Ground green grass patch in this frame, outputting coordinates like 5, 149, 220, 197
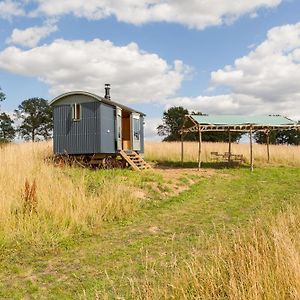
0, 167, 299, 299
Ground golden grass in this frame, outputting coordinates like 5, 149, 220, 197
127, 206, 300, 299
145, 141, 300, 166
1, 141, 299, 298
0, 142, 139, 243
0, 140, 298, 243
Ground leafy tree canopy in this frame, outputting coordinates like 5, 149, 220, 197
0, 87, 5, 103
15, 98, 53, 142
157, 106, 188, 141
0, 112, 15, 142
157, 106, 242, 142
255, 127, 300, 146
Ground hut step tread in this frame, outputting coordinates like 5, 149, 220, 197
119, 150, 152, 171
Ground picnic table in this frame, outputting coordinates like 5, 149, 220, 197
211, 151, 244, 163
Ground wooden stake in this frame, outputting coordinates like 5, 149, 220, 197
181, 133, 184, 166
228, 130, 232, 163
250, 127, 254, 172
266, 131, 270, 163
198, 127, 202, 170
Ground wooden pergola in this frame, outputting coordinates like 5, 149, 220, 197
179, 115, 300, 171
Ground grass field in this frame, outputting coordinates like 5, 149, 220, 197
145, 141, 300, 167
0, 141, 299, 299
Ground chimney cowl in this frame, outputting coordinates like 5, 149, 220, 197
104, 83, 111, 100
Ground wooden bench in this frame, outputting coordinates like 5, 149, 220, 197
211, 152, 244, 163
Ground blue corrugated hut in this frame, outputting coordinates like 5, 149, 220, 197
50, 85, 150, 170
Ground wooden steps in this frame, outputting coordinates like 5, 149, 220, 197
119, 150, 152, 171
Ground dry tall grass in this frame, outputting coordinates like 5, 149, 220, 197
0, 142, 139, 244
145, 141, 300, 166
127, 206, 300, 299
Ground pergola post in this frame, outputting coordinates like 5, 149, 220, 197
228, 130, 232, 163
198, 126, 202, 170
266, 131, 270, 163
181, 133, 184, 166
249, 127, 254, 171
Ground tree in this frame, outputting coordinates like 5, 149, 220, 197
157, 106, 188, 141
255, 127, 300, 145
0, 87, 15, 143
0, 87, 5, 103
157, 106, 242, 142
0, 112, 15, 142
15, 98, 53, 141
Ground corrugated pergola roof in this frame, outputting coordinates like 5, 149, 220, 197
191, 115, 295, 126
181, 114, 299, 132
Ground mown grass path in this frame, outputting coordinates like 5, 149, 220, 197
1, 167, 300, 299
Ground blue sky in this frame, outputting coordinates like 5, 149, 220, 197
0, 0, 299, 139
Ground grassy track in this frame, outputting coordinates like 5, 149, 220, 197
0, 167, 299, 299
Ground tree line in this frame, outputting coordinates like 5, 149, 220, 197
157, 106, 300, 145
0, 87, 53, 143
1, 88, 299, 145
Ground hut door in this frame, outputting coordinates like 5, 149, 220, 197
131, 113, 141, 151
116, 107, 122, 151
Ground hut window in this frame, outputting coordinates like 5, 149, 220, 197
133, 118, 140, 140
72, 104, 81, 121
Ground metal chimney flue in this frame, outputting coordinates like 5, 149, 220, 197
104, 84, 111, 100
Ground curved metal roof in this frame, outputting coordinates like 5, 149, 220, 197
50, 91, 145, 116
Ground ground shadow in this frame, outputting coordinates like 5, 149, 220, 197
154, 160, 250, 170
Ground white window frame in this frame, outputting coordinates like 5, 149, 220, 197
72, 103, 81, 121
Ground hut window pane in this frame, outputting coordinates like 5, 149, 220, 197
133, 118, 140, 140
72, 104, 81, 121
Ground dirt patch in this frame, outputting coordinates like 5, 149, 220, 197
148, 226, 161, 234
134, 190, 147, 200
154, 166, 216, 181
143, 167, 218, 198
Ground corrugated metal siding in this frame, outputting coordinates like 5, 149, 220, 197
100, 103, 116, 153
53, 105, 69, 154
54, 102, 98, 154
53, 95, 145, 155
94, 103, 101, 153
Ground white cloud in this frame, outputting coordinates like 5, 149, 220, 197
144, 117, 162, 140
0, 0, 24, 20
165, 22, 300, 121
7, 21, 58, 48
211, 22, 300, 102
0, 39, 188, 102
30, 0, 281, 30
166, 94, 300, 120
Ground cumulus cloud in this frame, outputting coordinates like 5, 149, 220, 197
144, 117, 162, 140
7, 21, 58, 48
0, 0, 24, 20
211, 22, 300, 101
0, 39, 188, 102
29, 0, 281, 29
166, 94, 300, 120
165, 22, 300, 121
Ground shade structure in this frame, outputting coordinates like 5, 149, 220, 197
181, 115, 299, 133
179, 114, 300, 171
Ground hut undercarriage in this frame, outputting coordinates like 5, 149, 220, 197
53, 150, 152, 171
